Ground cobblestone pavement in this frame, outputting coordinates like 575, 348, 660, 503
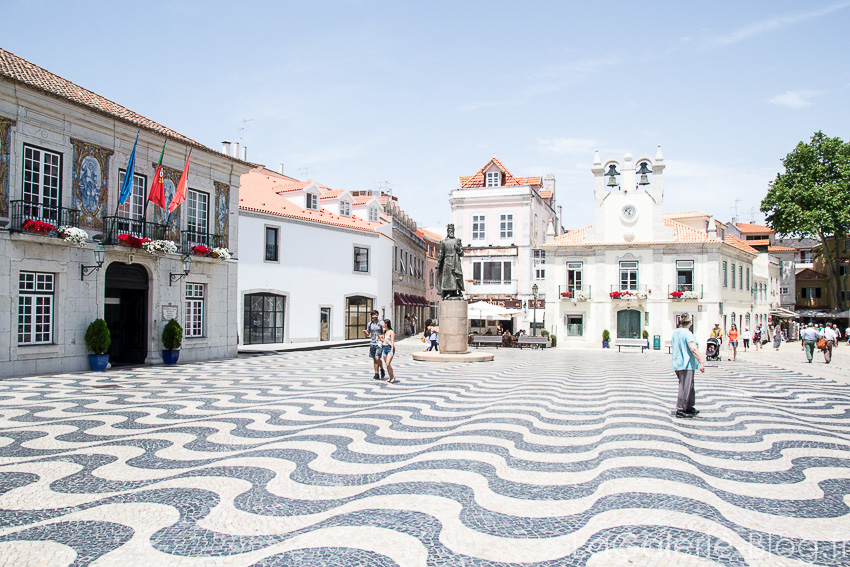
1, 338, 849, 566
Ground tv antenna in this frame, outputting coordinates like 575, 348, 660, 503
238, 118, 253, 146
299, 167, 313, 180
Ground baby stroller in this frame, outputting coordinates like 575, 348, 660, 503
706, 337, 722, 361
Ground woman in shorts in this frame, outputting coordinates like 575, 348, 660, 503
381, 319, 396, 383
727, 324, 739, 361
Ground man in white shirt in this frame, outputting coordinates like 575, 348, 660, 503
822, 324, 838, 364
799, 323, 820, 363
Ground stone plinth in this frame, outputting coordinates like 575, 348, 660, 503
412, 350, 493, 363
439, 299, 469, 354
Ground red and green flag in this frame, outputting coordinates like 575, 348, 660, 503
168, 150, 191, 213
148, 141, 167, 210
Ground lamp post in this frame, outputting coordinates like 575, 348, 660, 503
532, 283, 539, 336
80, 243, 106, 280
169, 254, 193, 286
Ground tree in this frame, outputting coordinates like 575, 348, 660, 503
761, 131, 850, 310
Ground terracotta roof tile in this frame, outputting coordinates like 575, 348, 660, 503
319, 189, 346, 199
539, 190, 552, 199
239, 170, 382, 233
459, 157, 542, 188
663, 211, 710, 219
352, 195, 379, 205
796, 268, 828, 280
735, 222, 774, 234
768, 245, 797, 252
418, 228, 444, 242
744, 238, 770, 245
0, 47, 249, 164
724, 234, 759, 254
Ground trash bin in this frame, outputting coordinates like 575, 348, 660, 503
653, 335, 661, 350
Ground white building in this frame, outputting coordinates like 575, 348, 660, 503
542, 147, 780, 346
450, 157, 559, 334
0, 48, 251, 377
237, 168, 393, 345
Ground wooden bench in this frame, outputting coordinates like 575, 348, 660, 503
614, 338, 649, 352
664, 340, 672, 353
472, 335, 503, 348
517, 336, 549, 349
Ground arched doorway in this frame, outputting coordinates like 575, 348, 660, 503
104, 263, 149, 365
616, 309, 641, 339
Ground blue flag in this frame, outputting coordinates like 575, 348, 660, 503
118, 133, 139, 206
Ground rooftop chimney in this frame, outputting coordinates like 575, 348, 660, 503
241, 146, 247, 161
221, 141, 231, 155
232, 142, 240, 158
279, 163, 285, 175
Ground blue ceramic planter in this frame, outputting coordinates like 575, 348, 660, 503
162, 350, 180, 365
88, 354, 109, 371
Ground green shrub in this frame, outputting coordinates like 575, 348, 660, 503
540, 329, 550, 337
162, 319, 183, 350
602, 329, 611, 342
549, 335, 557, 347
85, 318, 111, 354
642, 330, 649, 339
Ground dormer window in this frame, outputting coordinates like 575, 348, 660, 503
368, 206, 378, 222
307, 194, 318, 210
486, 171, 500, 187
340, 201, 351, 216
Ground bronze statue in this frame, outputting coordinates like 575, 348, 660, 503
437, 224, 464, 300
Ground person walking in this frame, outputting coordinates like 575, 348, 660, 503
800, 322, 820, 363
773, 326, 782, 351
363, 310, 386, 380
821, 324, 838, 364
742, 328, 750, 352
727, 324, 739, 361
427, 323, 439, 352
671, 314, 704, 419
752, 326, 761, 351
381, 319, 396, 383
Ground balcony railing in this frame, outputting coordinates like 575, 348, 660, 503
558, 285, 591, 300
10, 200, 80, 233
103, 215, 170, 244
667, 284, 703, 299
609, 284, 648, 300
182, 229, 223, 254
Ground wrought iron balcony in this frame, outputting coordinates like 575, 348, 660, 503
182, 229, 223, 254
265, 244, 279, 261
558, 285, 591, 300
10, 200, 80, 234
102, 215, 170, 244
667, 284, 703, 299
609, 284, 648, 300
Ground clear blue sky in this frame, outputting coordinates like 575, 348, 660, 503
5, 1, 849, 230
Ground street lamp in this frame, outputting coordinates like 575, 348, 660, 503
80, 243, 106, 280
532, 283, 539, 337
170, 254, 193, 286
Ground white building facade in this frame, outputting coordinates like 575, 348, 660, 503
450, 158, 559, 333
237, 168, 392, 345
0, 48, 250, 377
543, 147, 779, 346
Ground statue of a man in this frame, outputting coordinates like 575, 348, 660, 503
437, 223, 464, 300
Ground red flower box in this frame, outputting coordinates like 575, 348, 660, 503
117, 234, 151, 249
609, 291, 632, 299
192, 244, 211, 256
22, 220, 56, 234
669, 291, 684, 298
560, 291, 572, 298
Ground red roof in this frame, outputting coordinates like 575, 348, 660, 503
796, 268, 828, 280
735, 222, 774, 235
0, 48, 248, 164
239, 169, 383, 233
459, 157, 542, 188
724, 235, 760, 254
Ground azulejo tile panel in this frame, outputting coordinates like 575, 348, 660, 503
0, 347, 848, 566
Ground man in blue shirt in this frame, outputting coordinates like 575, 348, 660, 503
671, 315, 705, 418
363, 310, 386, 380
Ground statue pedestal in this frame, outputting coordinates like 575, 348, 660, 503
411, 299, 494, 363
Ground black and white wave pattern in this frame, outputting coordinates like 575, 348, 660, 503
1, 346, 849, 566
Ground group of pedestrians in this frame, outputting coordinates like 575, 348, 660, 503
799, 322, 842, 364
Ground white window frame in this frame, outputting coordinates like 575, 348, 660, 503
340, 201, 351, 216
731, 263, 736, 289
676, 260, 694, 292
472, 259, 512, 284
533, 249, 545, 280
486, 171, 500, 187
565, 314, 584, 337
354, 246, 369, 273
566, 261, 582, 293
185, 283, 205, 338
307, 193, 319, 210
780, 287, 789, 295
472, 214, 486, 240
187, 189, 210, 234
264, 226, 279, 262
18, 272, 54, 345
619, 261, 638, 291
22, 145, 62, 221
368, 206, 379, 222
723, 261, 728, 287
739, 265, 744, 290
500, 213, 513, 239
117, 170, 146, 221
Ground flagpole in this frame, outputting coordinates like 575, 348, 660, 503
113, 132, 140, 219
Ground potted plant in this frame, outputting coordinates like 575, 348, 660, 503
85, 318, 111, 371
161, 318, 183, 365
192, 244, 211, 256
210, 247, 232, 260
560, 291, 572, 299
22, 219, 56, 235
602, 329, 610, 348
